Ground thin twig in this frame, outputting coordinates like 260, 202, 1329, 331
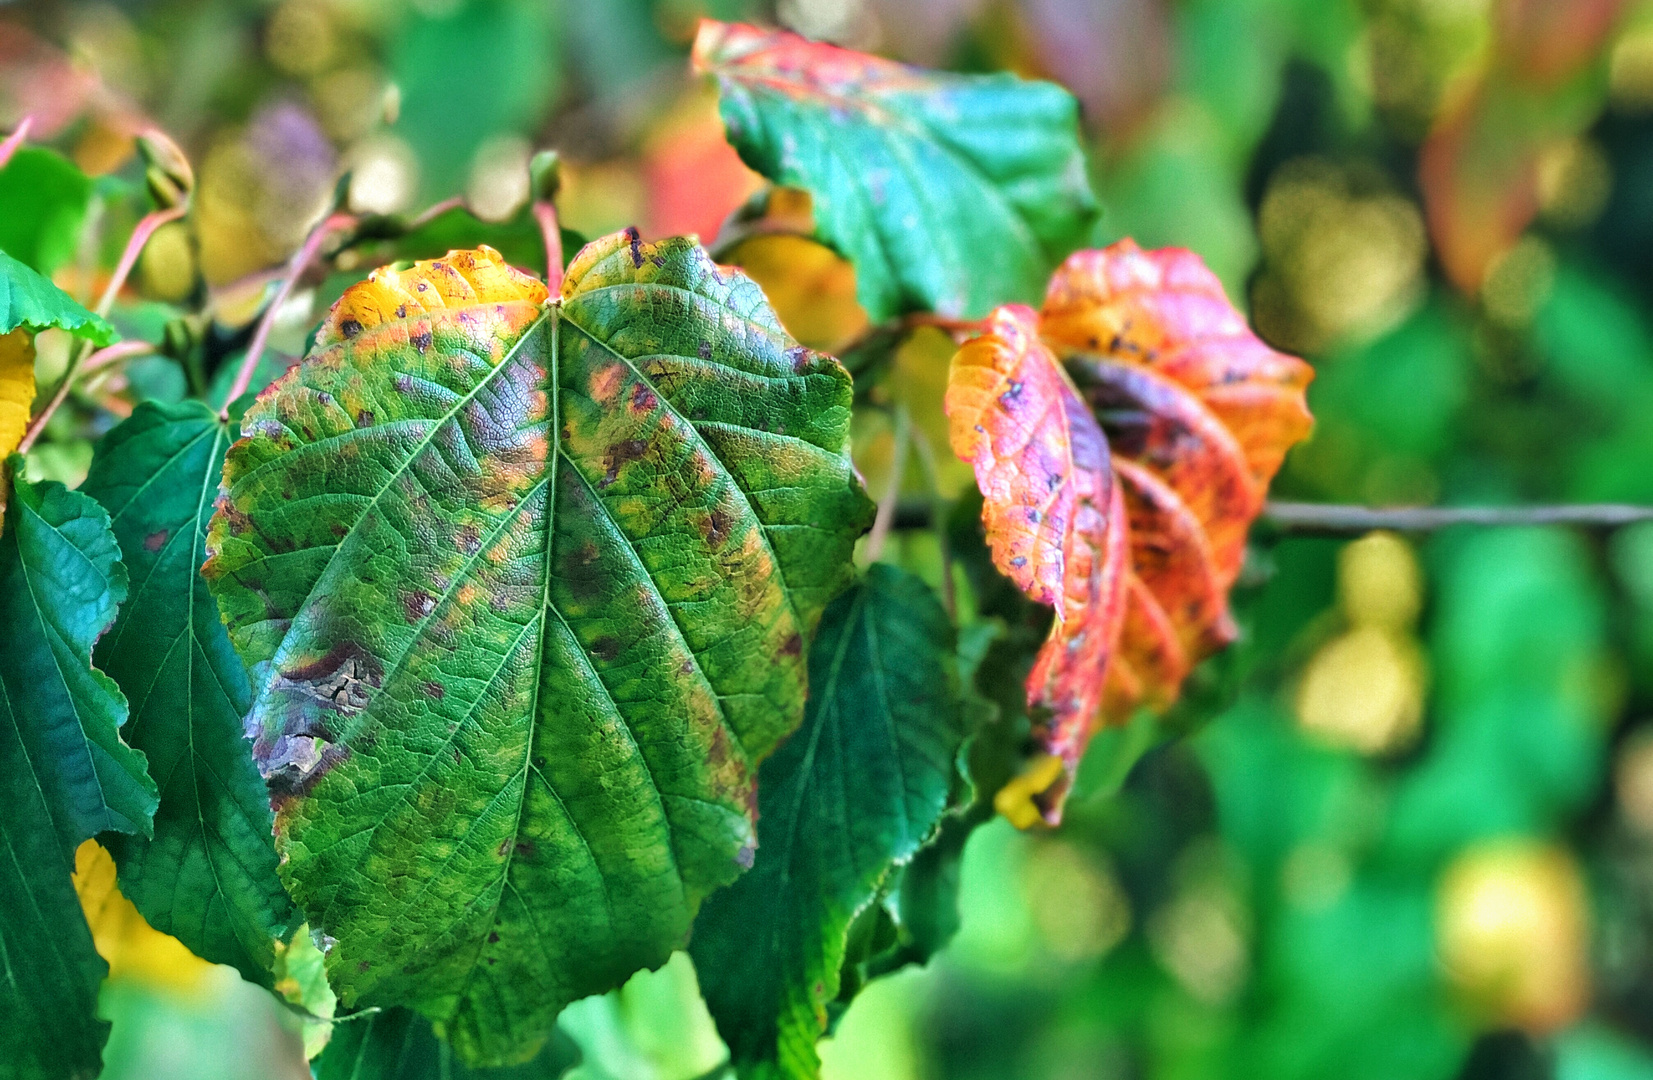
0, 115, 32, 170
95, 205, 187, 318
77, 340, 156, 379
219, 211, 355, 418
886, 499, 1653, 535
533, 200, 563, 293
864, 407, 911, 563
1261, 501, 1653, 533
905, 422, 956, 620
18, 206, 186, 454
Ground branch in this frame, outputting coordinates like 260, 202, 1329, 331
1260, 501, 1653, 533
888, 500, 1653, 534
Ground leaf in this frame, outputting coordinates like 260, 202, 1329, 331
1, 326, 34, 471
81, 400, 297, 987
689, 564, 965, 1079
944, 304, 1129, 822
693, 20, 1098, 323
0, 249, 118, 346
313, 1007, 580, 1080
0, 759, 107, 1080
0, 146, 93, 276
0, 469, 155, 846
204, 240, 871, 1065
72, 839, 218, 994
0, 471, 156, 1080
1042, 241, 1313, 723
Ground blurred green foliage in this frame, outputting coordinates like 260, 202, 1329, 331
9, 0, 1653, 1077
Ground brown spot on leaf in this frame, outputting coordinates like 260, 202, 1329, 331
590, 636, 621, 662
403, 591, 436, 621
780, 632, 803, 658
340, 319, 363, 339
143, 529, 168, 552
626, 226, 644, 267
424, 680, 445, 700
600, 439, 650, 488
630, 382, 657, 413
411, 331, 432, 354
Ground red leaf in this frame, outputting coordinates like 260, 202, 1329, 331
945, 304, 1129, 820
1041, 240, 1313, 724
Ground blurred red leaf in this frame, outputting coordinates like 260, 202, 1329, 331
948, 243, 1312, 821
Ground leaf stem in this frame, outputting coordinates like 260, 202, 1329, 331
95, 205, 188, 319
864, 406, 911, 563
0, 115, 32, 170
219, 211, 355, 419
18, 205, 186, 453
533, 199, 563, 293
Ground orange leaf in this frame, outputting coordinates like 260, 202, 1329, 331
945, 304, 1129, 820
1040, 240, 1313, 724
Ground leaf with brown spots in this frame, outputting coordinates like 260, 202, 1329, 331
204, 240, 871, 1065
944, 304, 1129, 821
1044, 241, 1313, 725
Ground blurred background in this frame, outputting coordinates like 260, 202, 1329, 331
7, 0, 1653, 1077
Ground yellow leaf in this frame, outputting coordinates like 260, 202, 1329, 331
0, 326, 36, 517
72, 839, 216, 996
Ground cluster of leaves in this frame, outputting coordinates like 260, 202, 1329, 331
0, 20, 1311, 1080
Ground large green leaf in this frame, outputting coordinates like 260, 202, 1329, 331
82, 400, 297, 987
313, 1007, 580, 1080
689, 563, 965, 1079
0, 147, 93, 276
0, 470, 156, 1080
693, 20, 1099, 322
0, 250, 117, 345
204, 237, 871, 1065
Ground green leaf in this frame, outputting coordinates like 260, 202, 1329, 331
0, 146, 93, 276
82, 400, 298, 987
693, 21, 1099, 322
0, 748, 108, 1080
0, 250, 118, 346
313, 1008, 580, 1080
689, 563, 966, 1079
204, 237, 871, 1065
0, 467, 155, 847
0, 469, 157, 1080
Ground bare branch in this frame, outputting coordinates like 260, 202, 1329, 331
1260, 501, 1653, 534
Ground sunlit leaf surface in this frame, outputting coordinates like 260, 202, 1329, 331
204, 241, 870, 1064
694, 20, 1098, 322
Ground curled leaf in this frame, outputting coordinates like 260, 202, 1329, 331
1043, 241, 1313, 721
944, 304, 1128, 820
